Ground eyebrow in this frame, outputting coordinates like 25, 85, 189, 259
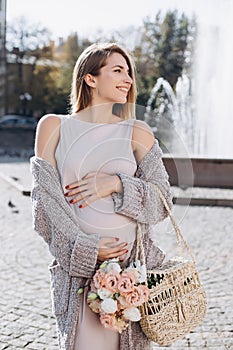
111, 65, 129, 72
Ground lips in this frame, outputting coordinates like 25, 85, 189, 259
116, 86, 129, 93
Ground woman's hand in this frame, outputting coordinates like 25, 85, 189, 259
65, 171, 123, 208
97, 237, 128, 262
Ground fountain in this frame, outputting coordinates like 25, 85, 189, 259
145, 77, 194, 156
145, 4, 233, 159
193, 5, 233, 159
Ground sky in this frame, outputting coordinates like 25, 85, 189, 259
6, 0, 230, 40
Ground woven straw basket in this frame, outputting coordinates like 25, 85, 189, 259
137, 185, 207, 346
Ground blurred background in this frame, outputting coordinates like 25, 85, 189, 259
0, 4, 232, 350
0, 0, 233, 160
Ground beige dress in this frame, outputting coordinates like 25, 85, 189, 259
55, 115, 137, 350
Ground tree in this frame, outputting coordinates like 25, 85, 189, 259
6, 16, 52, 115
134, 11, 191, 106
53, 34, 92, 113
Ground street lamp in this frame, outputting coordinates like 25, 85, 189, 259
19, 92, 32, 115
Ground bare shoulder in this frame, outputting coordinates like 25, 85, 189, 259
34, 114, 62, 166
37, 113, 61, 130
132, 120, 155, 164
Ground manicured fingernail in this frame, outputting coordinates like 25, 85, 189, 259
65, 185, 70, 189
115, 238, 119, 241
79, 204, 83, 208
70, 199, 74, 204
64, 192, 69, 197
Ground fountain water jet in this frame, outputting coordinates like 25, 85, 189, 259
145, 77, 194, 155
145, 4, 233, 159
193, 3, 233, 158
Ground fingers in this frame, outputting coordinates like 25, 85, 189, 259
66, 192, 92, 206
98, 239, 129, 262
64, 184, 88, 197
65, 184, 96, 206
65, 172, 111, 207
99, 243, 128, 254
99, 237, 127, 249
99, 237, 119, 246
98, 247, 128, 262
82, 172, 97, 179
64, 181, 97, 207
65, 172, 97, 190
78, 196, 96, 208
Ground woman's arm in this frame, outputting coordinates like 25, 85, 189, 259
132, 119, 156, 164
31, 174, 100, 278
63, 120, 155, 205
32, 115, 100, 277
111, 120, 173, 225
34, 114, 61, 167
32, 116, 127, 276
64, 119, 172, 225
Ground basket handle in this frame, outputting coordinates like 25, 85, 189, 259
135, 183, 195, 265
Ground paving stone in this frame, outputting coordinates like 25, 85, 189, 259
0, 165, 233, 350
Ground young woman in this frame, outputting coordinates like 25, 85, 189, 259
30, 42, 173, 350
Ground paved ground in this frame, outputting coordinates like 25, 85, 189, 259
0, 162, 233, 350
0, 161, 233, 207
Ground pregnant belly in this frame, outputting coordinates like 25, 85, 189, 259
72, 195, 137, 245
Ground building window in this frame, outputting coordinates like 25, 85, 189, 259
0, 0, 2, 12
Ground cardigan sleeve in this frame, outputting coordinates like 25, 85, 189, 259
111, 140, 173, 224
30, 159, 100, 279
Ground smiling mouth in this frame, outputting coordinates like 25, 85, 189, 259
117, 87, 129, 93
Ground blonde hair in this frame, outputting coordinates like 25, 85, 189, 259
70, 42, 137, 119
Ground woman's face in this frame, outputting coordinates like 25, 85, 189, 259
92, 52, 133, 105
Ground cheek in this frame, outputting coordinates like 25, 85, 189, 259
98, 75, 115, 90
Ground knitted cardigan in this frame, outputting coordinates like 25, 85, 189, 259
30, 139, 173, 350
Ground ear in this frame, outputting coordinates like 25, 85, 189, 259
84, 74, 96, 88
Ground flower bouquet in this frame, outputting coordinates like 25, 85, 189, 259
83, 258, 150, 333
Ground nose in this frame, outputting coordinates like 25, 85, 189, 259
124, 73, 133, 85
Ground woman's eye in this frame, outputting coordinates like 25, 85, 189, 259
114, 69, 121, 73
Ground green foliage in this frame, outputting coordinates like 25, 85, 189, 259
54, 34, 92, 113
134, 10, 191, 106
4, 11, 194, 117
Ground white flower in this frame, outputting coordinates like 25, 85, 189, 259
125, 267, 139, 281
129, 260, 147, 283
106, 262, 122, 273
98, 288, 112, 300
109, 258, 119, 263
117, 295, 129, 308
101, 298, 118, 314
100, 258, 119, 272
138, 264, 147, 283
123, 307, 141, 322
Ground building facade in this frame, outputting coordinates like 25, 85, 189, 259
0, 0, 7, 116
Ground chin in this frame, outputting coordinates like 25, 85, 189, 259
115, 97, 127, 104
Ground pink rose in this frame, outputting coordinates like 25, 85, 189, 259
124, 286, 145, 307
102, 271, 120, 293
100, 313, 128, 333
93, 269, 105, 289
137, 284, 150, 303
100, 313, 116, 330
118, 272, 136, 294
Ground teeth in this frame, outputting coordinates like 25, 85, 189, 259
117, 87, 128, 93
